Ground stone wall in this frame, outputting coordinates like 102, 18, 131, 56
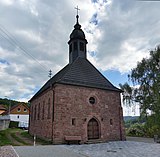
29, 88, 53, 140
53, 84, 125, 143
29, 83, 125, 143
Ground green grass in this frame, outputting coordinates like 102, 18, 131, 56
21, 131, 33, 139
21, 131, 52, 145
10, 132, 29, 145
0, 128, 52, 146
0, 129, 12, 146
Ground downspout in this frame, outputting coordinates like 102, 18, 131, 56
28, 101, 31, 134
51, 86, 55, 143
119, 105, 122, 140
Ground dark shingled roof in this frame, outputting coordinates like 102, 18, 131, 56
30, 58, 121, 101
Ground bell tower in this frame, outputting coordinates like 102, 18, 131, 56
68, 7, 88, 64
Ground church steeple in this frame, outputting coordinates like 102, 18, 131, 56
68, 7, 88, 64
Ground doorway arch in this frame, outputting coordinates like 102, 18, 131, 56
87, 118, 100, 140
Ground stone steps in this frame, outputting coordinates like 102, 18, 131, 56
85, 139, 105, 144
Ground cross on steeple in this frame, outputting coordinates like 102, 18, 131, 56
75, 6, 80, 16
75, 6, 80, 23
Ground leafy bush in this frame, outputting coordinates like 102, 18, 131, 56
127, 123, 146, 137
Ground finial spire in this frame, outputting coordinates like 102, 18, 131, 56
75, 6, 80, 23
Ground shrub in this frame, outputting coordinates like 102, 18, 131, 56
127, 123, 146, 137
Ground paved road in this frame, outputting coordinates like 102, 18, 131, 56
14, 145, 85, 157
64, 141, 160, 157
1, 138, 159, 157
13, 140, 160, 157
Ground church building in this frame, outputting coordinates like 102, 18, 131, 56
29, 13, 125, 144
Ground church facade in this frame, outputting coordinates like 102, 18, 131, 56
29, 15, 125, 144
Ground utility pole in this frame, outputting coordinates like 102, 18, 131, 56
48, 70, 52, 79
5, 96, 11, 115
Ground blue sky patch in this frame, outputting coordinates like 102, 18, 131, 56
102, 70, 130, 88
91, 0, 98, 3
90, 13, 98, 25
0, 59, 9, 65
89, 51, 96, 57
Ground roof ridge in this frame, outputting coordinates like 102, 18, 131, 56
30, 58, 122, 101
85, 59, 116, 88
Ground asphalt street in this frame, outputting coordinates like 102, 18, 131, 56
14, 145, 85, 157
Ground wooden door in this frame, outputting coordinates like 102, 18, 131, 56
87, 118, 99, 139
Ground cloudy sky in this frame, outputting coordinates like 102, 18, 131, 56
0, 0, 160, 115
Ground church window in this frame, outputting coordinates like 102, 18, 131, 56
48, 98, 51, 119
110, 119, 113, 125
31, 106, 33, 121
17, 115, 19, 119
80, 42, 84, 51
34, 105, 36, 120
37, 103, 40, 120
42, 101, 45, 119
74, 42, 78, 50
89, 97, 96, 104
71, 118, 76, 126
17, 108, 21, 112
69, 44, 72, 53
24, 108, 27, 112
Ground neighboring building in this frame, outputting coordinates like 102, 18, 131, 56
0, 104, 10, 130
3, 103, 30, 128
29, 14, 125, 144
0, 104, 7, 115
0, 115, 10, 130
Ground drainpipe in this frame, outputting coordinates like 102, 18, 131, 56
51, 86, 55, 144
119, 105, 122, 140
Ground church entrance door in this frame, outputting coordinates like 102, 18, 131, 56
87, 118, 99, 140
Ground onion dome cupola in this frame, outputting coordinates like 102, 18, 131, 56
68, 14, 88, 64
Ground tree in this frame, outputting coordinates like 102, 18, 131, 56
129, 46, 160, 116
119, 82, 134, 106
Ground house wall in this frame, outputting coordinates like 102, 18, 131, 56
10, 114, 29, 127
29, 84, 125, 144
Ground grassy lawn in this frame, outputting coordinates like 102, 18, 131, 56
0, 128, 52, 146
0, 129, 12, 146
21, 131, 52, 145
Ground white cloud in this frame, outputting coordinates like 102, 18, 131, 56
0, 0, 160, 101
0, 0, 13, 6
88, 0, 160, 73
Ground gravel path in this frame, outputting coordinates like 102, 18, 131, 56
0, 146, 18, 157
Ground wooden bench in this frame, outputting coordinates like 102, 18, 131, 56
64, 136, 82, 145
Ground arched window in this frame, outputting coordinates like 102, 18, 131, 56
37, 103, 40, 120
69, 44, 72, 53
80, 42, 84, 51
74, 42, 78, 50
34, 105, 36, 120
42, 101, 45, 120
48, 98, 51, 119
